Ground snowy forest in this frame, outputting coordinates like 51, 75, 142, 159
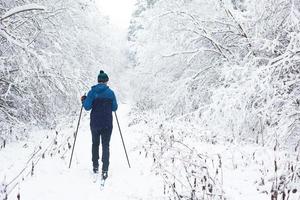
1, 0, 300, 199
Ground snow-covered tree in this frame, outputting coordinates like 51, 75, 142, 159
0, 0, 125, 142
129, 0, 300, 198
130, 0, 300, 146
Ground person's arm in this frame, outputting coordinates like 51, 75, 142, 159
111, 91, 118, 111
82, 89, 94, 111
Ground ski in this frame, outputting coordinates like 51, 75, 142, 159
91, 171, 106, 190
100, 178, 106, 190
92, 173, 99, 183
100, 171, 108, 190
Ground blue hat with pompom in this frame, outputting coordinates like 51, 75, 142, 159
98, 70, 109, 82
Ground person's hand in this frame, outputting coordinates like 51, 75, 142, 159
81, 95, 87, 102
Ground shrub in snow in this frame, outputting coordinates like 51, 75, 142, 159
133, 112, 225, 199
0, 182, 7, 200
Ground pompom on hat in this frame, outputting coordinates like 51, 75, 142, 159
98, 70, 109, 83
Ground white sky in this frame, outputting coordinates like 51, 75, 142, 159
96, 0, 136, 28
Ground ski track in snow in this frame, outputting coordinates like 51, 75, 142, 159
1, 104, 163, 200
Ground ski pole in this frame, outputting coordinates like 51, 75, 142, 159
114, 112, 131, 168
69, 105, 84, 168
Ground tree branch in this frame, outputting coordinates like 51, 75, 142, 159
0, 4, 46, 21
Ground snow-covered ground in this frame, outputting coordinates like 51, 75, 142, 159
1, 104, 299, 200
0, 105, 163, 200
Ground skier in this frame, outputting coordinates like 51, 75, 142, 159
81, 70, 118, 181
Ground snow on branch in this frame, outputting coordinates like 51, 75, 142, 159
162, 48, 223, 58
162, 49, 200, 57
0, 4, 46, 21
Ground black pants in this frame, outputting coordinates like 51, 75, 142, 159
91, 127, 112, 172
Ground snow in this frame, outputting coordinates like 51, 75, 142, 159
1, 0, 300, 199
1, 104, 300, 199
0, 105, 163, 200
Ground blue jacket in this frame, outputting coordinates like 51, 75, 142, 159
83, 83, 118, 129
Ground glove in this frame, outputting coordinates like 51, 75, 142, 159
81, 95, 87, 102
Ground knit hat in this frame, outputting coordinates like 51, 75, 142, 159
98, 70, 109, 83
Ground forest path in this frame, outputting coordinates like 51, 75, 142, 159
1, 104, 288, 200
2, 104, 162, 200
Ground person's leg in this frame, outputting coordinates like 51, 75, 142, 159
91, 128, 101, 172
100, 127, 112, 173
